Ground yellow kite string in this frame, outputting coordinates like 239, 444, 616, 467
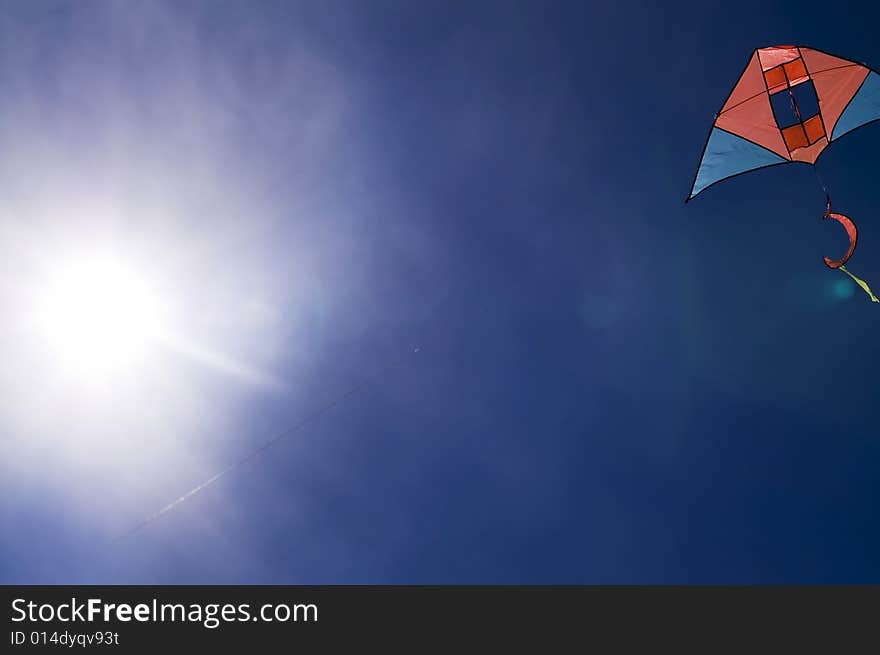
839, 265, 880, 303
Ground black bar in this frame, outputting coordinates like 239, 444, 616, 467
3, 586, 879, 651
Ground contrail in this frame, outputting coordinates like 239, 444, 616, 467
114, 346, 422, 541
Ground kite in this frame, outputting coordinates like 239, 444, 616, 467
686, 45, 880, 302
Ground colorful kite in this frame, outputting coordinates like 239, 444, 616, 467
686, 45, 880, 301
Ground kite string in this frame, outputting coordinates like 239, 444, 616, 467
813, 162, 831, 213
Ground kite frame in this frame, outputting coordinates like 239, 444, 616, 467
685, 45, 880, 203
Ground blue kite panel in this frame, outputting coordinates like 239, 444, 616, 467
832, 71, 880, 140
689, 127, 787, 199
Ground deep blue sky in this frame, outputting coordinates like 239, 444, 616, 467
2, 0, 880, 584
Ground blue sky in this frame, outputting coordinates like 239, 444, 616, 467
2, 0, 880, 584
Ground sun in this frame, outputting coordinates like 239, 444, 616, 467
31, 253, 167, 379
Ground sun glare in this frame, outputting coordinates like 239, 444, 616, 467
31, 254, 166, 378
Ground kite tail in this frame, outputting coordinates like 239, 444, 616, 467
839, 265, 880, 302
813, 165, 874, 302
